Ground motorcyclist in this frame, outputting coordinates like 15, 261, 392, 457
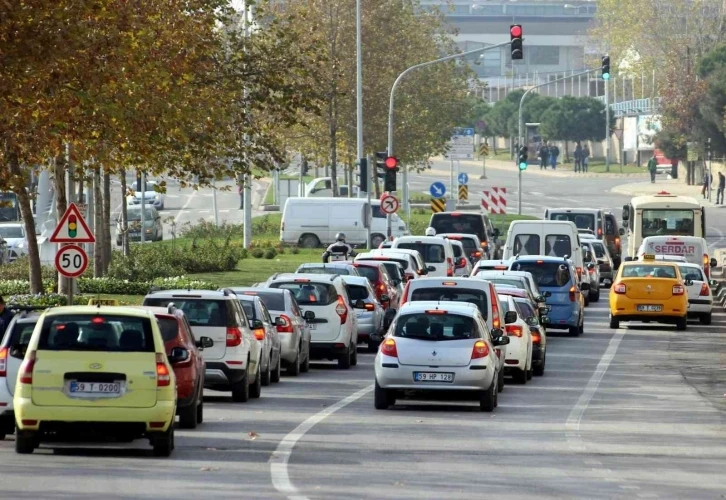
322, 232, 356, 263
425, 227, 436, 236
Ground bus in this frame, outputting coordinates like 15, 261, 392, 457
0, 191, 20, 222
621, 191, 705, 259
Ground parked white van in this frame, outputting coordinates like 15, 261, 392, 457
391, 236, 455, 277
280, 197, 408, 248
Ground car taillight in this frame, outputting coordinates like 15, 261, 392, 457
473, 251, 482, 258
459, 257, 467, 267
365, 303, 375, 311
672, 284, 685, 296
0, 347, 7, 377
18, 350, 36, 384
597, 227, 603, 236
576, 267, 583, 280
699, 283, 710, 296
447, 257, 454, 277
336, 295, 348, 324
381, 338, 398, 357
253, 328, 265, 341
615, 237, 621, 249
377, 282, 387, 295
613, 283, 626, 294
703, 254, 710, 278
531, 331, 541, 344
491, 286, 501, 329
276, 314, 294, 333
156, 353, 171, 387
505, 325, 523, 337
471, 340, 489, 359
569, 285, 577, 302
226, 327, 242, 347
400, 281, 411, 306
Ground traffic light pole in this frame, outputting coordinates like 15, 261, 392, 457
355, 0, 364, 201
386, 41, 512, 216
517, 68, 596, 214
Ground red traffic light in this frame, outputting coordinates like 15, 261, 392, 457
510, 25, 522, 38
384, 156, 398, 169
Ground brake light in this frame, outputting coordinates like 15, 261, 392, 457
615, 237, 621, 249
373, 256, 389, 260
672, 284, 685, 296
494, 265, 508, 270
531, 331, 541, 344
442, 281, 457, 286
576, 267, 583, 280
613, 283, 626, 294
481, 241, 488, 248
226, 327, 242, 347
505, 325, 523, 337
699, 283, 710, 296
703, 254, 710, 278
536, 260, 544, 264
381, 338, 398, 357
471, 340, 490, 359
91, 316, 105, 324
365, 303, 375, 311
400, 281, 411, 306
447, 235, 462, 240
294, 278, 310, 282
253, 328, 265, 341
276, 314, 294, 333
18, 350, 36, 384
473, 251, 482, 258
491, 285, 501, 329
597, 227, 603, 236
447, 257, 454, 277
156, 353, 171, 387
377, 282, 387, 295
336, 295, 348, 324
458, 257, 467, 267
425, 309, 447, 315
569, 285, 577, 302
0, 347, 7, 377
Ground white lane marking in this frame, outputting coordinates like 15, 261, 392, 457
173, 189, 197, 225
707, 226, 724, 250
270, 384, 373, 500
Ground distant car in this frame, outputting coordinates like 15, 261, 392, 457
471, 259, 512, 275
448, 239, 473, 277
352, 260, 400, 310
340, 275, 385, 351
581, 240, 601, 303
512, 295, 547, 376
0, 223, 26, 262
372, 248, 429, 279
295, 262, 361, 276
128, 180, 165, 209
117, 205, 163, 244
496, 292, 534, 384
439, 233, 484, 264
428, 211, 500, 259
237, 294, 282, 386
355, 251, 423, 282
588, 239, 615, 287
675, 262, 715, 325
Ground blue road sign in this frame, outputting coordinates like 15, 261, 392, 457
429, 182, 446, 198
453, 127, 475, 137
458, 173, 469, 185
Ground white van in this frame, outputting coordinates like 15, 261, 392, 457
637, 236, 716, 278
391, 236, 455, 277
280, 197, 407, 248
503, 220, 585, 283
304, 177, 360, 198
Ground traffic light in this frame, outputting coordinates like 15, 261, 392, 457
358, 157, 368, 193
601, 55, 610, 80
375, 151, 387, 179
510, 25, 523, 60
706, 138, 712, 160
68, 214, 78, 238
384, 156, 399, 192
518, 146, 528, 171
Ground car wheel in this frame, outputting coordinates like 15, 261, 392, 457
15, 431, 36, 454
568, 325, 580, 336
196, 398, 204, 424
152, 427, 174, 457
250, 363, 262, 398
350, 344, 358, 367
676, 317, 687, 331
287, 350, 300, 376
578, 320, 584, 335
299, 234, 320, 248
609, 314, 620, 329
338, 344, 351, 369
301, 346, 311, 373
374, 380, 390, 410
271, 354, 281, 383
497, 368, 505, 393
591, 289, 600, 302
534, 352, 545, 376
700, 313, 712, 325
261, 354, 271, 387
178, 402, 198, 429
371, 234, 385, 248
231, 367, 250, 402
513, 367, 527, 384
479, 378, 496, 412
584, 295, 590, 307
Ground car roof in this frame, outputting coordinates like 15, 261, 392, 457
379, 248, 422, 259
229, 287, 288, 295
41, 305, 157, 318
407, 277, 493, 289
439, 233, 480, 241
513, 256, 570, 263
477, 271, 527, 279
398, 301, 479, 317
339, 275, 371, 286
145, 289, 235, 299
367, 250, 414, 260
271, 273, 343, 283
126, 305, 179, 318
353, 260, 386, 269
496, 287, 528, 298
622, 260, 678, 267
395, 236, 449, 244
298, 262, 352, 269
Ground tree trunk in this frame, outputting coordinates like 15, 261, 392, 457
120, 168, 130, 256
329, 95, 338, 197
8, 154, 43, 294
102, 170, 112, 273
564, 142, 570, 163
93, 168, 103, 277
327, 2, 339, 198
77, 165, 84, 204
54, 155, 68, 295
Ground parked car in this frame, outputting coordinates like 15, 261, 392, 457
0, 223, 27, 262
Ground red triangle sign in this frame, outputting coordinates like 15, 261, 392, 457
49, 202, 96, 243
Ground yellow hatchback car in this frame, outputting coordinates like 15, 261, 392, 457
609, 256, 688, 330
13, 306, 177, 456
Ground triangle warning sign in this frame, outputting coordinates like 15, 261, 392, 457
50, 202, 96, 244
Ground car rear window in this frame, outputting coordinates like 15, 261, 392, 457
513, 234, 540, 255
511, 262, 572, 287
394, 313, 477, 341
396, 243, 445, 263
5, 320, 37, 359
361, 257, 409, 272
459, 238, 478, 253
431, 214, 485, 240
451, 244, 464, 258
297, 266, 352, 276
38, 314, 155, 352
269, 282, 338, 305
514, 299, 536, 320
410, 288, 489, 320
381, 262, 403, 280
157, 317, 180, 342
347, 285, 369, 301
239, 300, 256, 320
497, 297, 511, 314
591, 242, 606, 258
486, 278, 525, 290
551, 212, 595, 231
354, 265, 381, 282
621, 265, 678, 278
678, 265, 705, 281
245, 291, 286, 312
545, 235, 572, 258
143, 298, 230, 327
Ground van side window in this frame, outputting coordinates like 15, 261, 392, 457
545, 235, 572, 258
513, 234, 540, 256
605, 216, 615, 235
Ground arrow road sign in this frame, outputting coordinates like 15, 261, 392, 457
379, 193, 400, 215
55, 244, 89, 278
458, 173, 469, 185
50, 202, 95, 243
429, 182, 446, 198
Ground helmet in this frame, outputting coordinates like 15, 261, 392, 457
424, 227, 436, 236
335, 232, 346, 242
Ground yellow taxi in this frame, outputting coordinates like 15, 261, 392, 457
13, 306, 178, 456
609, 255, 688, 330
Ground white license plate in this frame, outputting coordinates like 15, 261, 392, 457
414, 372, 454, 383
69, 381, 122, 394
637, 305, 663, 312
308, 323, 317, 330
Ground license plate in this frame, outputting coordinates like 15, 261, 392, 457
637, 305, 663, 312
69, 381, 122, 394
413, 372, 454, 383
308, 323, 316, 330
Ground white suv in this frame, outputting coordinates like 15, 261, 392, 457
265, 274, 364, 369
142, 289, 262, 402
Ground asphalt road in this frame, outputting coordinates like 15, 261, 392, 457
1, 300, 725, 499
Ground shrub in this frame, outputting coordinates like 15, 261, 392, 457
6, 293, 88, 307
290, 246, 300, 254
264, 248, 277, 259
2, 257, 57, 281
78, 278, 151, 295
151, 276, 216, 290
0, 279, 54, 296
251, 248, 264, 258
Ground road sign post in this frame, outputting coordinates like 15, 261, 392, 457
479, 142, 489, 179
50, 202, 95, 305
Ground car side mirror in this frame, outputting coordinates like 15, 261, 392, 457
354, 299, 367, 309
303, 310, 315, 321
541, 316, 550, 324
709, 279, 718, 287
491, 328, 504, 338
544, 291, 552, 298
504, 311, 517, 324
710, 257, 717, 268
618, 227, 625, 236
538, 306, 548, 315
427, 266, 436, 272
274, 316, 285, 327
195, 336, 214, 349
525, 316, 538, 326
250, 319, 264, 330
493, 335, 510, 346
168, 346, 189, 364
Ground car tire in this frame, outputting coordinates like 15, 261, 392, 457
700, 313, 712, 325
196, 398, 204, 424
534, 352, 545, 376
374, 380, 390, 410
676, 317, 687, 331
513, 367, 527, 385
261, 355, 271, 387
231, 368, 250, 402
568, 325, 580, 336
271, 354, 281, 383
351, 344, 358, 366
301, 347, 311, 373
578, 321, 584, 335
584, 295, 590, 307
497, 369, 505, 393
152, 427, 174, 457
15, 431, 36, 454
609, 314, 619, 329
287, 351, 301, 376
371, 234, 385, 248
526, 365, 533, 380
338, 344, 352, 369
250, 363, 262, 399
178, 402, 198, 429
299, 234, 320, 249
479, 379, 496, 412
591, 289, 600, 302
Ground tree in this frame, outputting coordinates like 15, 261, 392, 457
539, 96, 607, 160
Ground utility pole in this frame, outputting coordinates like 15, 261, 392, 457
605, 76, 611, 172
242, 1, 252, 249
356, 0, 364, 200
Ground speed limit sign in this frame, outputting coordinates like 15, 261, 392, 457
55, 244, 89, 278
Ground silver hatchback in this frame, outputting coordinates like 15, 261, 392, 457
340, 275, 385, 351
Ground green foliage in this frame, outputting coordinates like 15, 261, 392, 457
6, 294, 89, 308
1, 257, 57, 281
264, 248, 277, 259
252, 249, 265, 258
0, 279, 53, 296
539, 96, 607, 144
290, 246, 300, 254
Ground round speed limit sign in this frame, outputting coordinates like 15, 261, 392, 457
55, 244, 89, 278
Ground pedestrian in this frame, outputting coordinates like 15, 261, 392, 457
539, 143, 549, 170
550, 143, 560, 170
701, 172, 710, 199
0, 296, 14, 337
647, 154, 657, 183
717, 171, 725, 204
582, 145, 590, 172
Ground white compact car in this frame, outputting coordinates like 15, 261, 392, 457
497, 294, 534, 384
448, 239, 473, 277
471, 259, 512, 275
677, 262, 715, 325
0, 223, 27, 262
392, 236, 455, 277
374, 301, 509, 412
266, 274, 364, 369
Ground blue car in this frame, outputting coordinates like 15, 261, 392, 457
510, 256, 585, 336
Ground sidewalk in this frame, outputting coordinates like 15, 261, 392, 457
610, 178, 725, 208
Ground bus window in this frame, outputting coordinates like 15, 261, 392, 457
642, 210, 694, 237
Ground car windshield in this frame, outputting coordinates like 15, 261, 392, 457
157, 317, 180, 342
678, 265, 705, 281
38, 314, 155, 352
431, 214, 485, 239
143, 299, 229, 327
269, 282, 337, 305
354, 265, 380, 282
243, 291, 285, 312
396, 243, 445, 263
511, 261, 572, 287
0, 226, 23, 238
551, 212, 595, 231
298, 265, 352, 276
127, 208, 155, 221
409, 288, 489, 319
621, 265, 678, 278
347, 285, 369, 301
394, 313, 476, 341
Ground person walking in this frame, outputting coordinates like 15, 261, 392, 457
539, 143, 549, 170
717, 171, 725, 204
647, 154, 657, 183
582, 144, 590, 172
701, 172, 710, 199
574, 142, 583, 173
549, 143, 560, 170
